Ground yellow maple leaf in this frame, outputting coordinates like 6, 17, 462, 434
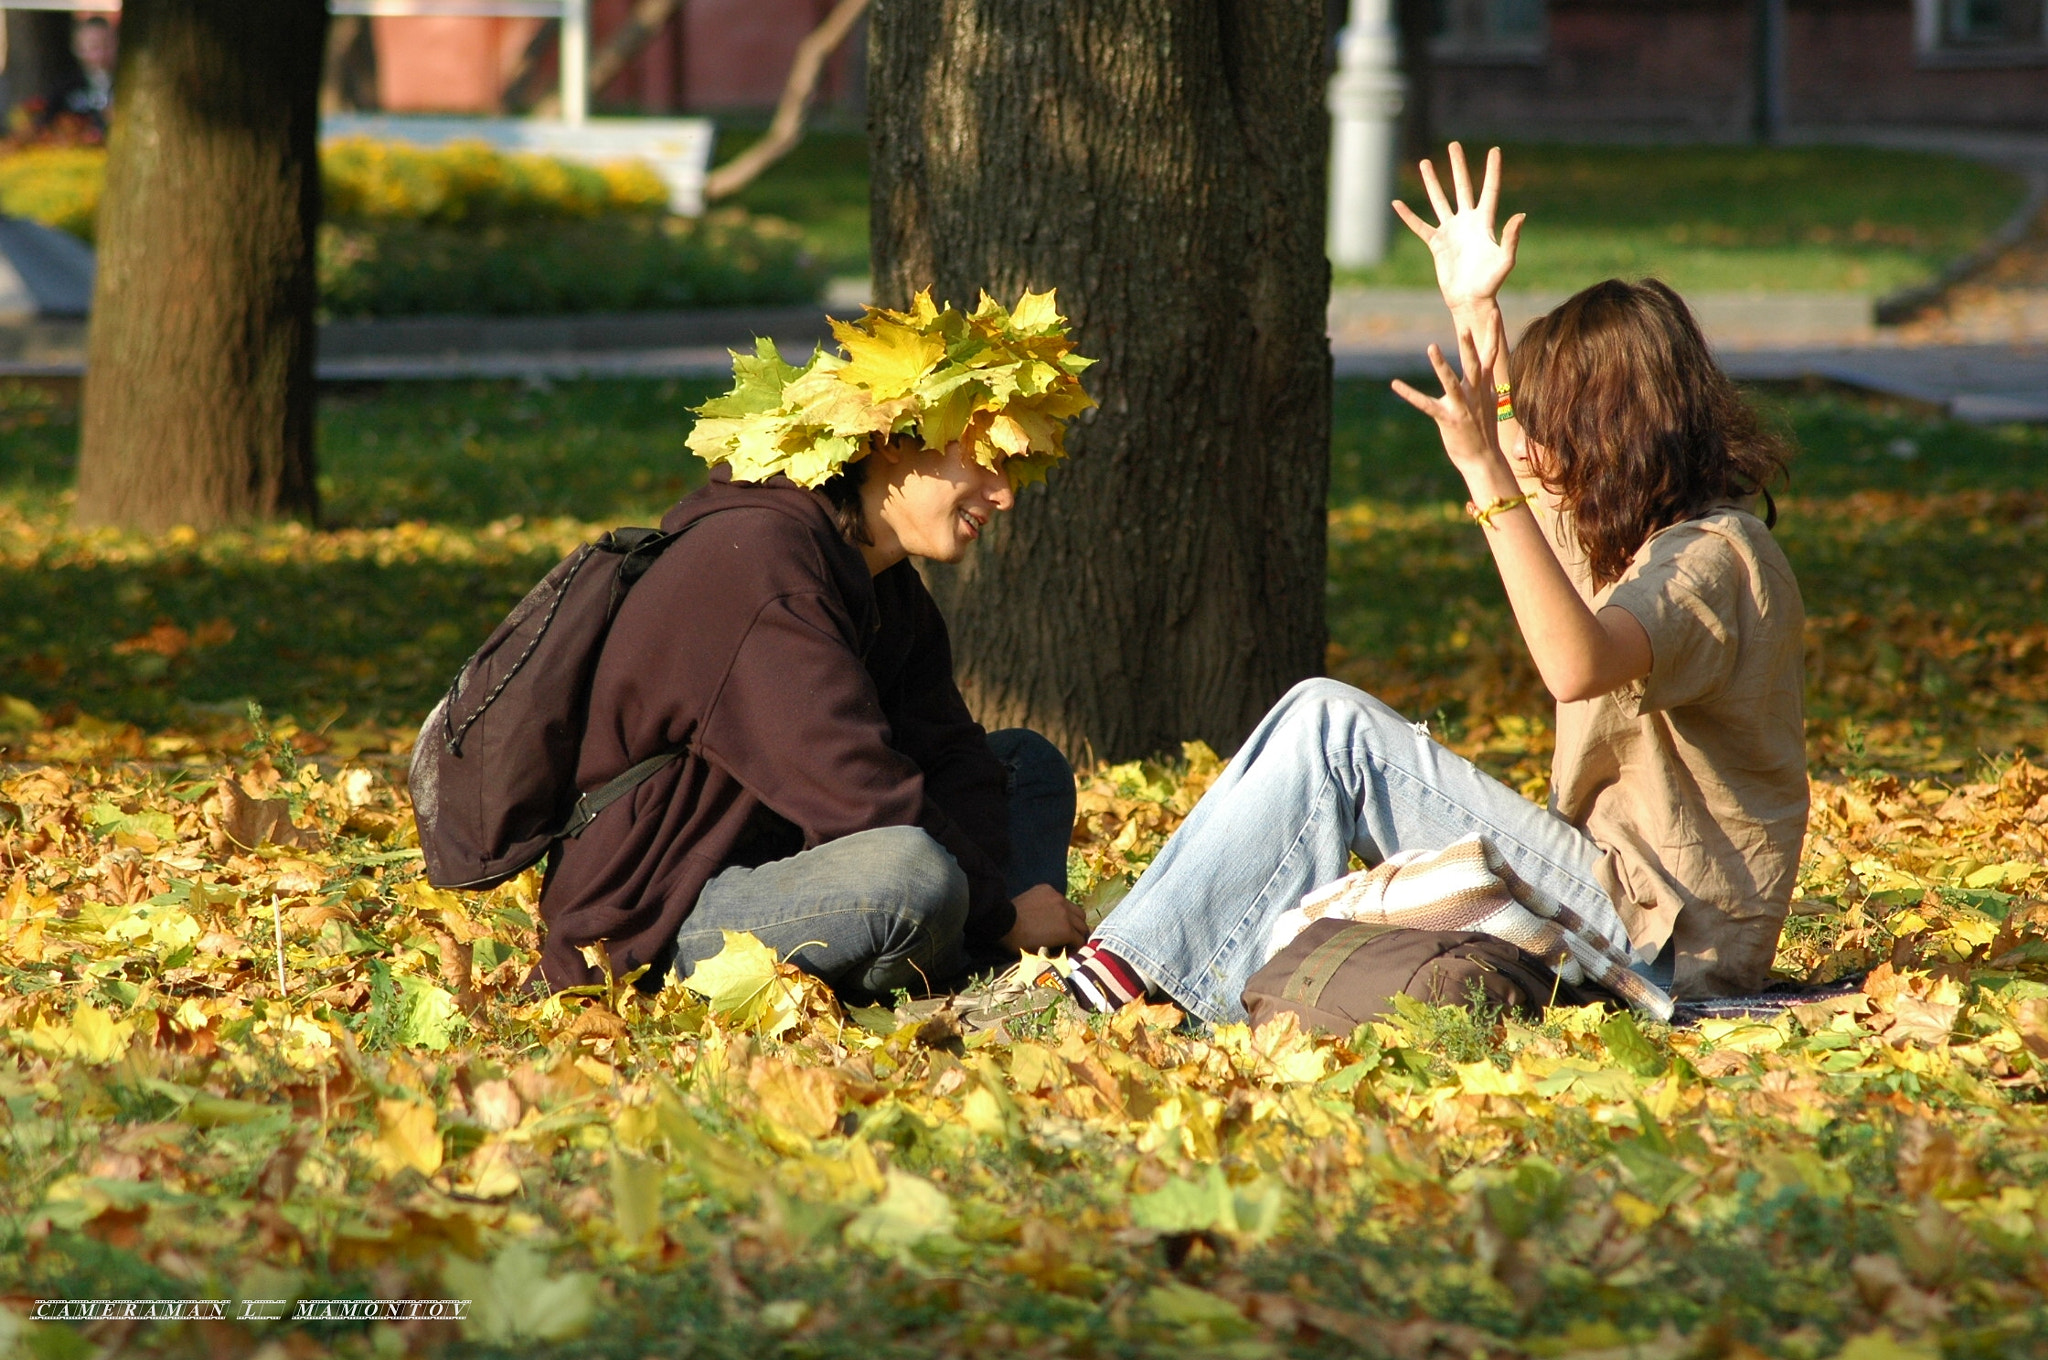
832, 315, 945, 401
608, 1148, 665, 1253
986, 413, 1033, 458
843, 1169, 959, 1259
681, 930, 800, 1035
455, 1138, 525, 1200
1009, 288, 1063, 333
369, 1097, 443, 1178
751, 1059, 843, 1141
29, 1003, 135, 1065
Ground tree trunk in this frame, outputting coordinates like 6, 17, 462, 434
869, 0, 1331, 762
74, 0, 325, 533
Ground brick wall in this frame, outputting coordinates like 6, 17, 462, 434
1787, 0, 2048, 129
368, 0, 861, 116
373, 16, 546, 114
684, 0, 858, 110
1430, 0, 2048, 140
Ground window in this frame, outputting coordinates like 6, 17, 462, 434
1915, 0, 2047, 62
1432, 0, 1546, 61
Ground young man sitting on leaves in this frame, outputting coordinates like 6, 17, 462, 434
534, 290, 1097, 1000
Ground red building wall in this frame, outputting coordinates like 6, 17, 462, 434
368, 0, 857, 116
373, 16, 546, 114
684, 0, 855, 109
1431, 0, 2048, 140
1434, 0, 1756, 141
1786, 0, 2048, 129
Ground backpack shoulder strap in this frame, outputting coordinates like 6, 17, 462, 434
557, 749, 685, 839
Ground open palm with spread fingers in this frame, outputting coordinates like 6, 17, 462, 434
1393, 143, 1525, 311
1388, 328, 1510, 485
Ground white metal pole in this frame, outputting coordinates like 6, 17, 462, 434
560, 0, 588, 126
1327, 0, 1406, 269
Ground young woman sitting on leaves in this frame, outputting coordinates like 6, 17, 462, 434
534, 291, 1096, 999
1066, 145, 1805, 1018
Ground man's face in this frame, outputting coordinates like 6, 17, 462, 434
870, 439, 1015, 564
75, 26, 115, 72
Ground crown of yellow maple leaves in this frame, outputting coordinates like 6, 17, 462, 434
686, 288, 1097, 491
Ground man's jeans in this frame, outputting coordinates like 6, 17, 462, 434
1094, 679, 1642, 1025
670, 728, 1074, 1002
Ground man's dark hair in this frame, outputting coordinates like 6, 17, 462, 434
816, 443, 872, 546
1509, 278, 1791, 588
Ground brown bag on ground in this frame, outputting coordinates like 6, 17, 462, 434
1242, 918, 1583, 1034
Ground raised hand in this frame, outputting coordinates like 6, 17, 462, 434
1393, 143, 1525, 312
1388, 327, 1509, 483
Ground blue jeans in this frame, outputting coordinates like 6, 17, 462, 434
671, 728, 1074, 1002
1094, 679, 1640, 1025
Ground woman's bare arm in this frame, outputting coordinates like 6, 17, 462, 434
1393, 144, 1566, 550
1392, 332, 1651, 704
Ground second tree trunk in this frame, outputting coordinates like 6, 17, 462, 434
869, 0, 1333, 762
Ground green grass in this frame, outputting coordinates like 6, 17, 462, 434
715, 124, 872, 281
315, 378, 718, 525
1345, 144, 2028, 295
2, 377, 2044, 772
318, 214, 825, 318
708, 135, 2031, 297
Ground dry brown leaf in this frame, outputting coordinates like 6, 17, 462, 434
208, 776, 320, 854
1883, 995, 1961, 1048
468, 1078, 523, 1133
1850, 1253, 1950, 1330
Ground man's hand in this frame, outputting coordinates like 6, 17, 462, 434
1001, 883, 1087, 953
1392, 142, 1524, 314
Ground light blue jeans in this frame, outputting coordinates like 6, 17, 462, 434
671, 728, 1074, 1002
1094, 678, 1643, 1025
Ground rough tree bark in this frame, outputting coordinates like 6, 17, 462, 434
74, 0, 325, 532
869, 0, 1331, 762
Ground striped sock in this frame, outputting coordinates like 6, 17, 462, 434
1063, 940, 1149, 1013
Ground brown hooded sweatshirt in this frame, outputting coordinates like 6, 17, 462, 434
534, 470, 1015, 992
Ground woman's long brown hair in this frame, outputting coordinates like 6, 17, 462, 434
1508, 278, 1790, 588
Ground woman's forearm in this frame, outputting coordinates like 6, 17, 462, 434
1444, 299, 1570, 557
1460, 457, 1651, 703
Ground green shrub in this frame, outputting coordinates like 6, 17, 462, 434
0, 141, 823, 313
317, 209, 824, 317
0, 140, 674, 241
0, 145, 103, 239
320, 136, 670, 226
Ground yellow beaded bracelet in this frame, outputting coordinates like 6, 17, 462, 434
1467, 492, 1533, 529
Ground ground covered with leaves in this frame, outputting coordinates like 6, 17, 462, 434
3, 379, 2047, 1359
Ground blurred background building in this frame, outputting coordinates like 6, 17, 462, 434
1422, 0, 2048, 140
328, 0, 2045, 135
328, 0, 863, 118
0, 0, 2038, 134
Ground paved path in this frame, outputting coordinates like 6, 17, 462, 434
5, 290, 2043, 422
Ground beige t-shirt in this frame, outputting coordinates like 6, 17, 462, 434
1547, 506, 1808, 997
